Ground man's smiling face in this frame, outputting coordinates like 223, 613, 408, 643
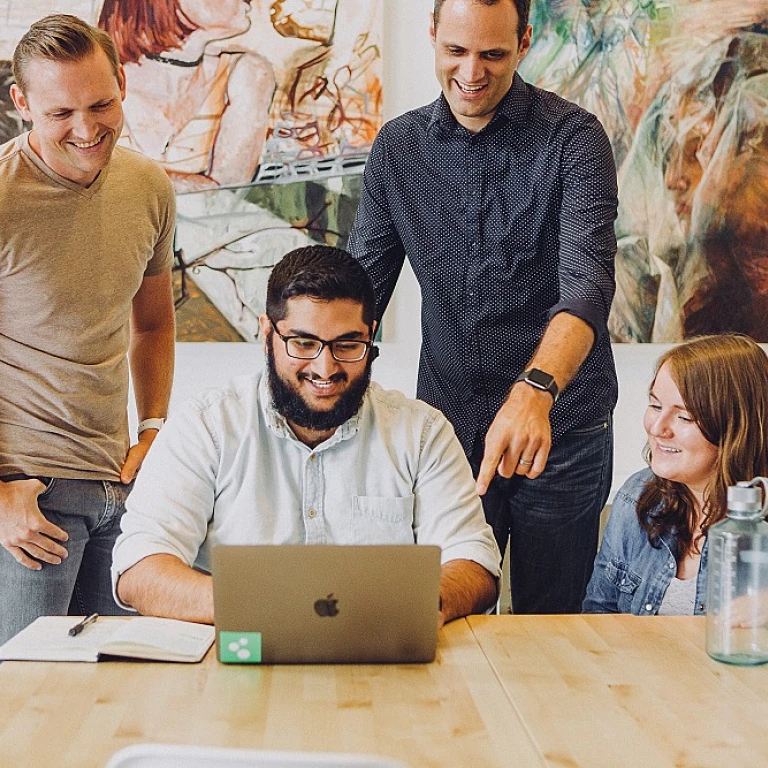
261, 296, 375, 446
431, 0, 531, 133
11, 45, 125, 187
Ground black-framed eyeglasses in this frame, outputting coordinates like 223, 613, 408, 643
269, 319, 374, 362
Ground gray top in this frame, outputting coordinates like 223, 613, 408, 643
658, 576, 697, 616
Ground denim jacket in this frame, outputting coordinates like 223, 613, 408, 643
582, 468, 708, 615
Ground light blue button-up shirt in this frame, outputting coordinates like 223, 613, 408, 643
112, 373, 501, 602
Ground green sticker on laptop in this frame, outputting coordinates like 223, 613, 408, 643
219, 631, 262, 663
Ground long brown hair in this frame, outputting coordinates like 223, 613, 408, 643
98, 0, 198, 65
638, 334, 768, 560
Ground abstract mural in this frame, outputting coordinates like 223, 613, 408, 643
521, 0, 768, 342
1, 0, 382, 341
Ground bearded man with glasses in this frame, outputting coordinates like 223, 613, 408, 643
112, 245, 501, 627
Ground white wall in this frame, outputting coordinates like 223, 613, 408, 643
144, 0, 669, 500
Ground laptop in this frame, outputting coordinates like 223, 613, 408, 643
212, 544, 441, 664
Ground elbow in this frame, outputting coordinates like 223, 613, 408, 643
116, 565, 142, 612
116, 557, 161, 614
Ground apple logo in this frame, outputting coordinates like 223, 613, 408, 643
313, 593, 339, 617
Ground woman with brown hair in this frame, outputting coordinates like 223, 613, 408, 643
584, 334, 768, 615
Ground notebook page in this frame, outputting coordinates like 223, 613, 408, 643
101, 617, 215, 662
0, 616, 122, 662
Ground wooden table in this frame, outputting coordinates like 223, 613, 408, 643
468, 614, 768, 768
3, 616, 767, 768
0, 619, 541, 768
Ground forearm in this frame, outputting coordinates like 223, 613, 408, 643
117, 554, 214, 623
439, 559, 498, 624
524, 311, 595, 394
476, 311, 596, 490
129, 323, 175, 421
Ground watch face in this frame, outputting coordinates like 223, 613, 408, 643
527, 369, 555, 389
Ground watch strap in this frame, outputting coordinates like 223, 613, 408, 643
138, 417, 166, 434
514, 369, 559, 401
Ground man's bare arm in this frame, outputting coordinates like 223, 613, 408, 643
524, 311, 596, 399
122, 271, 176, 483
439, 559, 499, 626
117, 553, 213, 623
476, 312, 595, 493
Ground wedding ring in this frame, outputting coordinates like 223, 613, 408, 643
518, 458, 533, 466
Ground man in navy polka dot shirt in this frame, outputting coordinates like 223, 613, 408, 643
349, 0, 619, 614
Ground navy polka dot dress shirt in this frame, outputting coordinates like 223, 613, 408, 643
348, 73, 619, 455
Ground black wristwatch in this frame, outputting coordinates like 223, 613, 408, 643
514, 368, 559, 402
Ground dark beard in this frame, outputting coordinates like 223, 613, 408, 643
266, 337, 372, 433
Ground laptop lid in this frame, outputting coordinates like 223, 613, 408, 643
212, 544, 441, 664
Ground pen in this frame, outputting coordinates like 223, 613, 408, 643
68, 613, 99, 637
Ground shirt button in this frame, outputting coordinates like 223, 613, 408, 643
669, 563, 675, 570
308, 509, 317, 518
645, 604, 653, 612
310, 454, 317, 462
698, 604, 705, 611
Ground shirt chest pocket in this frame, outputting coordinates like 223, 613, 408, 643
605, 558, 642, 611
352, 495, 415, 545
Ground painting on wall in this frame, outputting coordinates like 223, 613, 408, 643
520, 0, 768, 342
0, 0, 382, 341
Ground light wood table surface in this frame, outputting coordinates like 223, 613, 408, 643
468, 614, 768, 768
6, 615, 764, 768
0, 618, 541, 768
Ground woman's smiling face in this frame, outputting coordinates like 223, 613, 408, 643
643, 362, 719, 502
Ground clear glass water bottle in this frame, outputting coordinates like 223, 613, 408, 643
706, 478, 768, 665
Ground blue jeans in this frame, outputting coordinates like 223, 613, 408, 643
471, 418, 613, 614
0, 478, 132, 644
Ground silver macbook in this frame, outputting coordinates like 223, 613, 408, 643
212, 544, 441, 664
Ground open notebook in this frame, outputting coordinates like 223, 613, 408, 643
0, 616, 214, 663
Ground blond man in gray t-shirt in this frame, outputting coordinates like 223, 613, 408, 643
0, 14, 176, 644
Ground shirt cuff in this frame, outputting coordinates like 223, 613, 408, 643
548, 299, 608, 341
440, 541, 503, 580
111, 542, 190, 610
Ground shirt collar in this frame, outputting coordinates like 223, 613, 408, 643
258, 371, 363, 450
428, 72, 531, 136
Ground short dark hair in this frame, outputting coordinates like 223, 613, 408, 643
266, 245, 377, 327
433, 0, 530, 44
13, 14, 121, 94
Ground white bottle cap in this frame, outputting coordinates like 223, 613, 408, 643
728, 479, 768, 516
